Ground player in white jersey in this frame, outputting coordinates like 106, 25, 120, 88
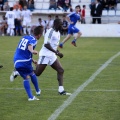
46, 15, 54, 31
5, 7, 16, 36
13, 5, 22, 36
21, 6, 32, 35
34, 19, 71, 95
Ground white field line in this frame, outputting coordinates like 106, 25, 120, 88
48, 51, 120, 120
0, 88, 120, 92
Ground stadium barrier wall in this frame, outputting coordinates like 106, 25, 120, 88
0, 11, 119, 37
77, 23, 120, 37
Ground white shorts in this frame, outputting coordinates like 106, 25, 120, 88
22, 20, 31, 27
38, 55, 57, 66
8, 23, 15, 29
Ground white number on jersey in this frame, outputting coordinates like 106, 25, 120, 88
18, 38, 28, 50
9, 14, 13, 18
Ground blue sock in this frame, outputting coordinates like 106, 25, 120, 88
72, 39, 76, 42
23, 80, 33, 99
30, 74, 40, 92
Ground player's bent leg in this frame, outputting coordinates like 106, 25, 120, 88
10, 70, 19, 82
59, 34, 72, 48
27, 26, 31, 35
23, 25, 27, 35
51, 59, 71, 95
51, 59, 64, 86
72, 31, 82, 47
34, 64, 47, 76
24, 79, 39, 101
30, 73, 41, 96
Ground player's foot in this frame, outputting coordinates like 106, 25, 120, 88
59, 43, 63, 48
71, 40, 77, 47
28, 96, 39, 101
0, 65, 3, 68
10, 70, 19, 82
59, 91, 72, 95
36, 89, 41, 96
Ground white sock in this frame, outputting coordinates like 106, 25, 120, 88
10, 29, 14, 36
14, 71, 20, 76
27, 27, 31, 35
23, 27, 26, 34
7, 27, 10, 34
58, 86, 64, 93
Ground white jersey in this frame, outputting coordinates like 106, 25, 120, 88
5, 11, 16, 25
36, 20, 46, 29
21, 9, 32, 22
13, 9, 22, 19
39, 28, 60, 57
46, 19, 54, 29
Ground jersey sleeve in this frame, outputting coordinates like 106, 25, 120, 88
67, 12, 75, 17
29, 37, 37, 46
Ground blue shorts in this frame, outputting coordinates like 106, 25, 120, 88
16, 67, 33, 79
68, 25, 80, 35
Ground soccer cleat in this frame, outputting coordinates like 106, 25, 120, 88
71, 40, 77, 47
59, 91, 72, 96
28, 96, 39, 101
10, 70, 19, 82
59, 43, 63, 48
36, 89, 41, 96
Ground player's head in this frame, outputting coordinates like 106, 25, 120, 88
38, 18, 42, 22
95, 0, 100, 3
10, 7, 13, 11
63, 15, 66, 20
75, 5, 80, 13
53, 18, 62, 32
24, 5, 27, 10
15, 5, 19, 10
33, 26, 43, 40
83, 5, 86, 9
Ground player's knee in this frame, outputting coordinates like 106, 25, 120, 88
35, 72, 41, 76
78, 32, 82, 36
58, 68, 64, 74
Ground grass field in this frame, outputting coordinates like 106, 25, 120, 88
0, 36, 120, 120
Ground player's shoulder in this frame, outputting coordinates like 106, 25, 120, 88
67, 12, 76, 17
24, 35, 37, 44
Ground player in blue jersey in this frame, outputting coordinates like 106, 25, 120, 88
59, 5, 82, 48
11, 26, 43, 101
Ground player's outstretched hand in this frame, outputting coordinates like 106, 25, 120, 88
33, 50, 38, 55
32, 59, 37, 66
57, 52, 63, 58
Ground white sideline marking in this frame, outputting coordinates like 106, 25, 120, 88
48, 52, 120, 120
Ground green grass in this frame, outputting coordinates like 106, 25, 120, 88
0, 37, 120, 120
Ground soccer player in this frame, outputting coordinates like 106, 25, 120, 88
5, 7, 16, 36
59, 5, 82, 48
11, 26, 43, 101
34, 19, 71, 95
13, 5, 22, 36
21, 6, 32, 35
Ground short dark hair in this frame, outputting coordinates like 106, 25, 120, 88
33, 26, 43, 36
53, 18, 62, 31
10, 7, 13, 11
83, 5, 86, 8
75, 5, 80, 9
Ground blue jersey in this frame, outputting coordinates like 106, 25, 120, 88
67, 12, 80, 26
14, 35, 37, 69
